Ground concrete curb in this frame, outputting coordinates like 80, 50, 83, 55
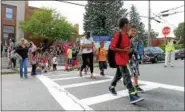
1, 65, 99, 75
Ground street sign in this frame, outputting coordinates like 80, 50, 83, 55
162, 26, 171, 36
92, 36, 112, 41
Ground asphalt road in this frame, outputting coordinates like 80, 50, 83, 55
1, 60, 184, 111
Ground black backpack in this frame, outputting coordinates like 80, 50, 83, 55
108, 32, 122, 68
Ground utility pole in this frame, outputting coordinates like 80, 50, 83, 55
148, 0, 151, 46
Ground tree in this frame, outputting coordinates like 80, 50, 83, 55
129, 5, 159, 46
83, 0, 128, 36
19, 7, 74, 41
174, 22, 184, 44
129, 5, 146, 43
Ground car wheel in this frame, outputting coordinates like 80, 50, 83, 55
175, 58, 177, 60
151, 59, 155, 64
181, 58, 183, 60
154, 57, 158, 63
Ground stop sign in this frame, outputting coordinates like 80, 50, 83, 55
162, 26, 171, 36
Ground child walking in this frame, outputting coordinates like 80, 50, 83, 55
30, 52, 37, 76
96, 41, 107, 76
67, 45, 72, 71
128, 25, 144, 93
52, 54, 58, 71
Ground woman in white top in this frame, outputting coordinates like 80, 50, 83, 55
80, 32, 95, 78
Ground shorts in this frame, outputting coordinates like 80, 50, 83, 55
72, 59, 78, 66
127, 59, 140, 76
68, 59, 72, 64
99, 61, 107, 70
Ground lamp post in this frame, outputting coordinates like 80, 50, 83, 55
148, 0, 151, 46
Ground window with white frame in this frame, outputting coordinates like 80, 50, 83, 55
5, 7, 13, 19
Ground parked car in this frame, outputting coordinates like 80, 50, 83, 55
175, 48, 185, 60
143, 47, 165, 63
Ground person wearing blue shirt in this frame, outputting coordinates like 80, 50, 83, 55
137, 40, 144, 63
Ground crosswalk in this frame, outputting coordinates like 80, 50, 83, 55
37, 70, 184, 111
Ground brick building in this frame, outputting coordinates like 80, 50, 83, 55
1, 1, 26, 46
151, 37, 174, 46
1, 1, 43, 47
1, 1, 79, 47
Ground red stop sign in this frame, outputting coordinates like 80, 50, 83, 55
162, 26, 171, 36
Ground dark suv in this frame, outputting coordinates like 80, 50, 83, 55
175, 48, 185, 60
143, 47, 165, 63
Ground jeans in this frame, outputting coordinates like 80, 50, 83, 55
99, 61, 107, 72
110, 66, 135, 92
19, 58, 28, 78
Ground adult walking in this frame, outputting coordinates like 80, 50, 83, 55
108, 18, 144, 104
79, 32, 95, 78
15, 38, 29, 79
164, 37, 181, 67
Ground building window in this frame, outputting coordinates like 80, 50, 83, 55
5, 7, 13, 19
3, 25, 15, 33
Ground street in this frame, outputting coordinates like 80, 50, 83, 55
1, 60, 184, 111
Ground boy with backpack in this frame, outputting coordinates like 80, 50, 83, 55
108, 18, 144, 104
96, 41, 107, 76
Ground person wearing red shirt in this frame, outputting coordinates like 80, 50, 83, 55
64, 42, 69, 70
108, 18, 144, 104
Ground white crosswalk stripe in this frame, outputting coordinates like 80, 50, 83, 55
61, 79, 112, 88
80, 84, 159, 106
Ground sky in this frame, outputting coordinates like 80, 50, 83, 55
29, 1, 184, 38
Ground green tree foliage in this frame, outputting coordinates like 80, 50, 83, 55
83, 0, 127, 36
174, 22, 184, 44
129, 5, 159, 46
129, 5, 145, 41
19, 7, 74, 41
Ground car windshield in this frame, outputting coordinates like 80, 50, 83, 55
154, 47, 164, 53
175, 50, 180, 53
144, 47, 155, 52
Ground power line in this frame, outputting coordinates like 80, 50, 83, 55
162, 10, 184, 17
160, 5, 184, 13
57, 1, 85, 7
152, 13, 177, 28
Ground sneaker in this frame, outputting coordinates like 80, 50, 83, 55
102, 71, 105, 76
24, 76, 28, 79
100, 72, 104, 76
109, 86, 117, 95
129, 92, 144, 104
79, 72, 83, 77
135, 85, 144, 93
